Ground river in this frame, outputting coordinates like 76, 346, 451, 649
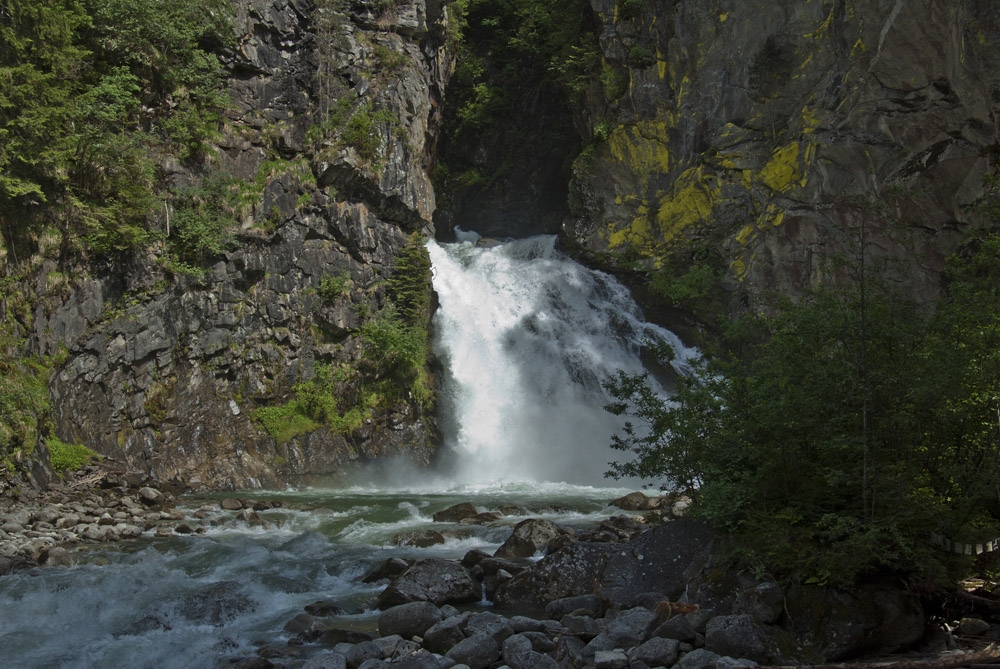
0, 236, 696, 668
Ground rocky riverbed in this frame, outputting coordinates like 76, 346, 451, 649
2, 467, 998, 669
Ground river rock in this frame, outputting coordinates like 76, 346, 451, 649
734, 580, 784, 625
378, 601, 443, 639
363, 557, 411, 583
495, 541, 618, 609
675, 648, 723, 669
444, 632, 500, 669
302, 653, 348, 669
423, 613, 472, 654
375, 558, 480, 609
594, 649, 629, 669
432, 502, 479, 523
783, 582, 924, 660
583, 606, 660, 656
610, 492, 662, 511
705, 614, 798, 665
958, 617, 991, 636
305, 600, 346, 617
390, 530, 446, 548
494, 518, 562, 559
629, 637, 681, 667
138, 487, 164, 506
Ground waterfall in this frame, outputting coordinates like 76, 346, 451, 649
428, 235, 699, 486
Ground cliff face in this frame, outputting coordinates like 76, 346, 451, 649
28, 0, 452, 489
563, 0, 1000, 314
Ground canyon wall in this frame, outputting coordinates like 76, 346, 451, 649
562, 0, 1000, 317
27, 0, 451, 489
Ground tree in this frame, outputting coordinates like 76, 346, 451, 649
605, 254, 1000, 585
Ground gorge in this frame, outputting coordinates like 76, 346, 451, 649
3, 0, 1000, 666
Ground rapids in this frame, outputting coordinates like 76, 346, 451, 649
0, 236, 696, 668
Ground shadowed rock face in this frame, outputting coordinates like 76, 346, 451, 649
34, 1, 451, 489
563, 0, 1000, 312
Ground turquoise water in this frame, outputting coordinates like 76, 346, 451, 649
0, 482, 637, 669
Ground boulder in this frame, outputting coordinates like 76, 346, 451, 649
610, 492, 662, 511
362, 557, 411, 583
302, 654, 348, 669
599, 519, 716, 606
423, 613, 471, 654
432, 502, 479, 523
138, 487, 164, 506
494, 518, 562, 559
784, 582, 925, 660
594, 649, 629, 669
375, 558, 481, 609
675, 648, 722, 669
629, 637, 681, 667
705, 614, 796, 665
734, 580, 784, 625
465, 611, 513, 644
444, 632, 500, 669
377, 601, 443, 639
583, 606, 660, 656
390, 530, 446, 548
494, 542, 617, 609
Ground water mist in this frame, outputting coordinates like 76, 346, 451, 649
428, 235, 698, 486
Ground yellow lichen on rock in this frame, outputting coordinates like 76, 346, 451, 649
608, 121, 672, 188
655, 166, 720, 242
760, 142, 813, 193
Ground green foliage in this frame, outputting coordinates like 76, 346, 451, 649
387, 233, 433, 323
0, 357, 51, 461
0, 0, 232, 260
361, 305, 426, 379
251, 364, 366, 444
318, 271, 352, 302
166, 171, 239, 269
606, 236, 1000, 585
650, 263, 720, 308
341, 103, 399, 163
46, 437, 96, 474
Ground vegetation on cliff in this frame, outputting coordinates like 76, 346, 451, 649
606, 223, 1000, 587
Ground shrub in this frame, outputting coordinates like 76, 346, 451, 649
47, 438, 96, 474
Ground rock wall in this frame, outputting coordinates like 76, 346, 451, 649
29, 0, 453, 489
563, 0, 1000, 312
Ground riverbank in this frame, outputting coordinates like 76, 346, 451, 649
2, 466, 999, 669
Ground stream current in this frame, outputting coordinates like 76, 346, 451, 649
0, 236, 697, 668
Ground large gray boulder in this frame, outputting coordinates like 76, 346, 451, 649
705, 614, 800, 665
376, 559, 481, 609
444, 632, 500, 669
377, 602, 443, 639
494, 518, 562, 559
583, 607, 660, 656
783, 582, 925, 660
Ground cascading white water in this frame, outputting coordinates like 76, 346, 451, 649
429, 234, 699, 486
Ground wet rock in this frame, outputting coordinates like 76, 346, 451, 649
363, 557, 411, 583
305, 600, 346, 617
432, 502, 479, 523
390, 530, 446, 548
734, 580, 784, 625
594, 649, 629, 669
630, 637, 681, 667
546, 594, 606, 620
138, 487, 164, 506
494, 518, 562, 559
423, 612, 472, 654
375, 558, 480, 609
378, 601, 444, 639
705, 614, 800, 665
676, 648, 723, 669
302, 652, 348, 669
178, 581, 254, 626
610, 492, 662, 511
583, 606, 659, 656
445, 632, 500, 669
958, 617, 991, 636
